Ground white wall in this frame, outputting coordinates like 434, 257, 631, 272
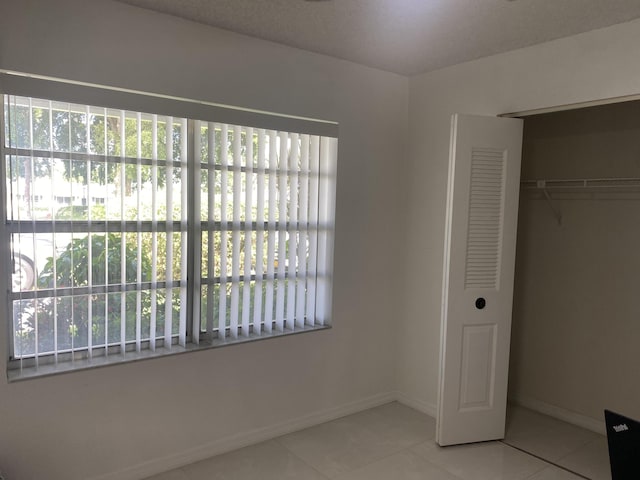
0, 1, 409, 479
401, 18, 640, 412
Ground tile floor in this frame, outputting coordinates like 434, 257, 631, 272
504, 405, 611, 480
145, 402, 610, 480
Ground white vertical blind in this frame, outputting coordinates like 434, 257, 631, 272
242, 127, 253, 338
164, 116, 175, 349
306, 135, 320, 323
315, 137, 338, 326
51, 101, 59, 364
4, 96, 189, 366
287, 134, 299, 329
179, 118, 188, 347
120, 109, 127, 354
103, 107, 110, 358
135, 111, 143, 352
28, 98, 39, 366
264, 130, 277, 334
254, 129, 266, 335
276, 132, 288, 332
86, 105, 93, 358
296, 135, 309, 328
206, 122, 216, 339
196, 125, 335, 339
230, 126, 242, 339
4, 93, 336, 370
218, 124, 229, 341
150, 114, 159, 352
191, 120, 202, 346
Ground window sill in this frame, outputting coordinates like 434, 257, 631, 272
7, 323, 331, 382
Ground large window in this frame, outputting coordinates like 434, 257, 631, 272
2, 89, 337, 376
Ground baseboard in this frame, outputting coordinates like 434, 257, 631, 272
509, 393, 606, 435
93, 391, 603, 480
90, 391, 396, 480
395, 391, 437, 418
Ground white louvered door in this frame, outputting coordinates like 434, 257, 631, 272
436, 114, 523, 446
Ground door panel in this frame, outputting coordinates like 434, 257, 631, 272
459, 324, 497, 412
436, 114, 523, 446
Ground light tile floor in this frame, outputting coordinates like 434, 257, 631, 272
146, 402, 609, 480
504, 405, 611, 480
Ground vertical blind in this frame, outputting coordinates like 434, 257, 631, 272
193, 124, 334, 341
2, 93, 337, 370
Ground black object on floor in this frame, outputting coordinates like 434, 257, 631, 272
605, 409, 640, 479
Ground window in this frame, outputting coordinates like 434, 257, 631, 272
2, 81, 337, 377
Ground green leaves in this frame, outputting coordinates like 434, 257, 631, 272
38, 233, 152, 289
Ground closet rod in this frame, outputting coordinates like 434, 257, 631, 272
521, 177, 640, 226
521, 177, 640, 189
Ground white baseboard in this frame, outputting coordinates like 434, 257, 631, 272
509, 393, 605, 435
90, 391, 396, 480
395, 391, 437, 418
94, 391, 606, 480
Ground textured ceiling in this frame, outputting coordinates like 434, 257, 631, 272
115, 0, 640, 75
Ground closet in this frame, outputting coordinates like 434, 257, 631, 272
505, 100, 640, 479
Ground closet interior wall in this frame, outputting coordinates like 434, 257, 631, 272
509, 100, 640, 426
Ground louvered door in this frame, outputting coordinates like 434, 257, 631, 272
436, 114, 523, 446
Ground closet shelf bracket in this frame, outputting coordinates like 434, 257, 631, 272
536, 180, 562, 225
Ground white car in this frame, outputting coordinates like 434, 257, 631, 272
12, 234, 71, 291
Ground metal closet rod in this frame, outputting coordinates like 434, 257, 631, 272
519, 177, 640, 226
521, 177, 640, 189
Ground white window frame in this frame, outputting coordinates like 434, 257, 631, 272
1, 71, 338, 380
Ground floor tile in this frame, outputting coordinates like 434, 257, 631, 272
354, 401, 436, 444
411, 440, 548, 480
277, 402, 433, 478
556, 437, 611, 480
144, 469, 189, 480
333, 450, 463, 480
526, 466, 586, 480
145, 404, 611, 480
181, 440, 328, 480
504, 406, 600, 461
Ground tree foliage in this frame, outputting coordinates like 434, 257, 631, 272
12, 234, 180, 356
7, 100, 284, 356
4, 102, 183, 199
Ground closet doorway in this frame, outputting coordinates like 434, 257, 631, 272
504, 99, 640, 480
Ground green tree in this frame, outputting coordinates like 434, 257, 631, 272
6, 100, 182, 200
13, 233, 180, 356
55, 111, 180, 194
4, 102, 53, 216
